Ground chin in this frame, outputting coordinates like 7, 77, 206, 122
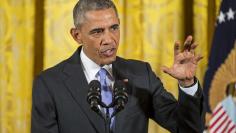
102, 56, 116, 65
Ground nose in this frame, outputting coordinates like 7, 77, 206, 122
102, 30, 113, 45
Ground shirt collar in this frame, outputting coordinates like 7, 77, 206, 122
80, 47, 113, 80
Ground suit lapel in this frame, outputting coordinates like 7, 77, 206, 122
63, 47, 105, 133
112, 57, 149, 133
112, 58, 134, 133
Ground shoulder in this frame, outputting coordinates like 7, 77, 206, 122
35, 59, 68, 82
115, 56, 152, 76
36, 47, 82, 80
116, 56, 147, 66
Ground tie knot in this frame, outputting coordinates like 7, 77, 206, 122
98, 68, 108, 79
98, 68, 110, 92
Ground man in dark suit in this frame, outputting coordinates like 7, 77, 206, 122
31, 0, 205, 133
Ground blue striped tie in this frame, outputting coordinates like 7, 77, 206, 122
98, 68, 114, 128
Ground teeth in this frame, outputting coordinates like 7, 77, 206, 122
105, 50, 111, 54
101, 48, 114, 56
103, 49, 112, 53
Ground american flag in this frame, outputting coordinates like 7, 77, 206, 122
204, 0, 236, 132
203, 0, 236, 113
209, 96, 236, 133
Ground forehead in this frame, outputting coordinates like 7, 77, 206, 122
82, 8, 119, 28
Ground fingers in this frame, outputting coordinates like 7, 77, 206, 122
195, 54, 203, 62
175, 35, 195, 54
182, 36, 199, 59
183, 35, 193, 51
174, 41, 181, 56
174, 36, 203, 64
190, 43, 198, 54
178, 52, 194, 64
191, 54, 203, 64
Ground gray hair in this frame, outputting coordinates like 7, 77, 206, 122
73, 0, 119, 28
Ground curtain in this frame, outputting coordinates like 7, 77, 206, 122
44, 0, 78, 69
0, 0, 222, 133
0, 0, 35, 133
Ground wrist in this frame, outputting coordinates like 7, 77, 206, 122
179, 77, 196, 88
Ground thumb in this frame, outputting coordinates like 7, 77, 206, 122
161, 66, 172, 75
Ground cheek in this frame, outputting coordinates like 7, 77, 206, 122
114, 32, 120, 45
84, 38, 101, 51
83, 43, 98, 57
89, 45, 99, 55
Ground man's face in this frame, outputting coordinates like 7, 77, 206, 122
72, 8, 120, 66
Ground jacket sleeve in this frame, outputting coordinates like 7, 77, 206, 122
31, 75, 59, 133
146, 63, 205, 133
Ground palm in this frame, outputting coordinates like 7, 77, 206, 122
171, 52, 197, 80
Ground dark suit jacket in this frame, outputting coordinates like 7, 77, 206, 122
31, 46, 205, 133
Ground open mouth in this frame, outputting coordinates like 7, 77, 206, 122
100, 48, 116, 57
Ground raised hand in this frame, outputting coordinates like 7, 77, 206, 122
161, 35, 203, 87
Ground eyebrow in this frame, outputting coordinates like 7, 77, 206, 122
110, 24, 119, 29
89, 24, 120, 34
89, 28, 104, 34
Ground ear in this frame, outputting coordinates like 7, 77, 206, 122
70, 28, 82, 44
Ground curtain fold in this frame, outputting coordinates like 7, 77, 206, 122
0, 0, 35, 133
44, 0, 78, 69
193, 0, 209, 85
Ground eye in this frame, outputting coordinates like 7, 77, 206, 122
111, 24, 119, 31
89, 29, 104, 37
91, 29, 103, 34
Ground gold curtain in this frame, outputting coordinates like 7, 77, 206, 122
0, 0, 35, 133
193, 0, 222, 85
0, 0, 222, 133
193, 0, 209, 85
44, 0, 78, 69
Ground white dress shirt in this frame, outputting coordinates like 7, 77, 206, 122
80, 48, 114, 89
80, 48, 198, 96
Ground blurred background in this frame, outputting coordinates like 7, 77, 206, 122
1, 0, 234, 133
